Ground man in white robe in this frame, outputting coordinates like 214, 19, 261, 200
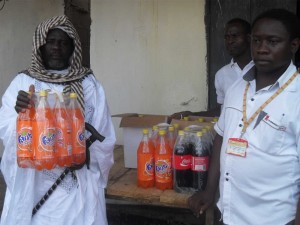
0, 15, 116, 225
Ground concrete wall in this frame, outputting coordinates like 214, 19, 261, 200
91, 0, 207, 144
0, 0, 64, 156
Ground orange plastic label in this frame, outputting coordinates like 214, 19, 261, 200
138, 153, 154, 181
155, 156, 172, 183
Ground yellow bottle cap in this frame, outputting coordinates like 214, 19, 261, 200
70, 93, 77, 98
197, 131, 203, 137
159, 129, 166, 135
39, 90, 48, 97
142, 129, 149, 135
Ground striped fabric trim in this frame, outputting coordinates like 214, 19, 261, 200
26, 15, 92, 112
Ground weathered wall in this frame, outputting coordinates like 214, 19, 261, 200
91, 0, 207, 144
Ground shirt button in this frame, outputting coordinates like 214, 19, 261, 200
239, 124, 242, 127
226, 173, 229, 175
226, 178, 229, 181
251, 98, 254, 101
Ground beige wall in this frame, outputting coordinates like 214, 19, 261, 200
0, 0, 64, 156
91, 0, 207, 144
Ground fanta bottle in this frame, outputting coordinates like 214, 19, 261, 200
53, 93, 72, 167
137, 129, 155, 188
69, 93, 86, 165
16, 91, 35, 168
167, 126, 176, 151
155, 129, 173, 190
32, 90, 56, 170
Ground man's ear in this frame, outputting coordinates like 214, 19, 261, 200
291, 37, 300, 54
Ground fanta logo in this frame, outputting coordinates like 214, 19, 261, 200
39, 128, 55, 152
76, 128, 85, 147
155, 160, 170, 174
18, 129, 32, 146
145, 160, 154, 175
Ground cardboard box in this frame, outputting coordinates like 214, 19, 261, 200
113, 113, 169, 168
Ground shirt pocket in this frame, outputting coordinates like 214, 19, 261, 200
251, 113, 286, 155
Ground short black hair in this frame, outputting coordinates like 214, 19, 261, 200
226, 18, 251, 34
252, 8, 300, 40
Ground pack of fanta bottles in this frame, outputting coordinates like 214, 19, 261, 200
137, 124, 177, 190
16, 90, 86, 170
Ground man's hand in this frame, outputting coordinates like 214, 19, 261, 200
188, 190, 215, 217
15, 85, 35, 113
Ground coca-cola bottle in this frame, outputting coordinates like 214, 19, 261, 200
191, 131, 209, 191
173, 130, 192, 193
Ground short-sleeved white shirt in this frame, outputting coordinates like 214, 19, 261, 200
215, 59, 254, 105
214, 63, 300, 225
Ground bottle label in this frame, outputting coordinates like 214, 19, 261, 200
39, 127, 56, 152
173, 154, 191, 170
155, 157, 172, 182
77, 127, 85, 147
191, 156, 209, 171
138, 154, 154, 181
17, 126, 33, 152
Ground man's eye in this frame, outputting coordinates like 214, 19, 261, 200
46, 39, 55, 44
269, 40, 278, 45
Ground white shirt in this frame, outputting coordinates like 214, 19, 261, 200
215, 59, 254, 105
0, 73, 116, 225
214, 63, 300, 225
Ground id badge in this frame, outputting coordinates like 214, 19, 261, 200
227, 138, 248, 157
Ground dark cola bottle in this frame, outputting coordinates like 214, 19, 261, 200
173, 130, 192, 193
191, 131, 209, 191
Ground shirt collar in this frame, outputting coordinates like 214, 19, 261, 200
243, 61, 298, 91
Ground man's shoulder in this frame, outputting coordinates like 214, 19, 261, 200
215, 62, 235, 76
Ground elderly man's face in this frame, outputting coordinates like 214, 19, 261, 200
40, 29, 74, 70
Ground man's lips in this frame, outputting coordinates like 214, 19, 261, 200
255, 59, 271, 65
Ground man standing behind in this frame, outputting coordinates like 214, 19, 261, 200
189, 8, 300, 225
171, 18, 254, 118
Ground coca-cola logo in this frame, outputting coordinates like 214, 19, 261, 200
180, 158, 191, 167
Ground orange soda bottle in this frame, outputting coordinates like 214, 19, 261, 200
53, 93, 72, 167
69, 93, 86, 165
16, 91, 35, 168
137, 129, 155, 188
155, 129, 173, 190
32, 90, 56, 170
167, 125, 176, 151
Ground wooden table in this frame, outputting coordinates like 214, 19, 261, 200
106, 145, 215, 225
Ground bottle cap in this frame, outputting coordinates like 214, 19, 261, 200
196, 131, 203, 137
168, 126, 174, 131
70, 92, 77, 98
153, 125, 158, 130
159, 129, 166, 135
198, 118, 205, 122
39, 90, 48, 97
142, 129, 149, 135
178, 130, 184, 136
